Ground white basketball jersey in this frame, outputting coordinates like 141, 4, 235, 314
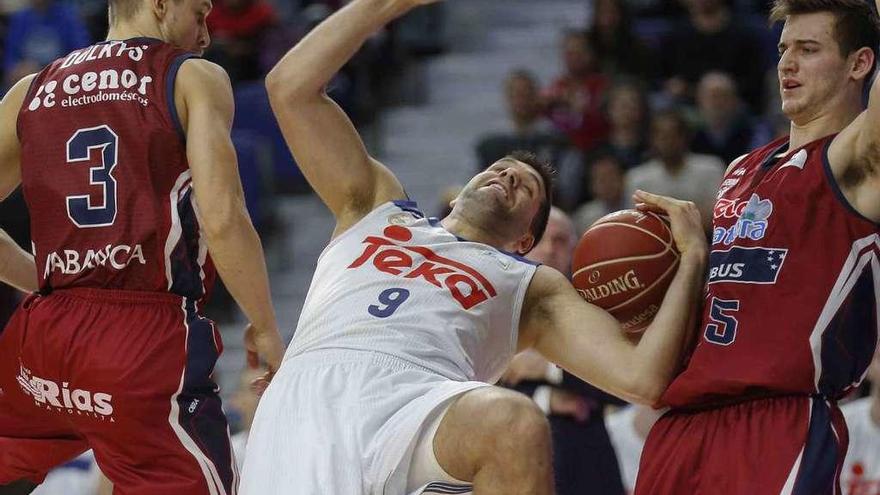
285, 200, 538, 383
840, 397, 880, 495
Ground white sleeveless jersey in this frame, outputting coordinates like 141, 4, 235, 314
285, 200, 538, 383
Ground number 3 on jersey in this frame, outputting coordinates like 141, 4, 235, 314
704, 297, 740, 346
369, 288, 410, 318
66, 125, 119, 228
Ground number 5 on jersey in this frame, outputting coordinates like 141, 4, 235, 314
704, 297, 740, 346
66, 125, 119, 228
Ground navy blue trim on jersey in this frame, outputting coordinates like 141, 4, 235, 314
421, 481, 473, 494
179, 299, 235, 494
791, 399, 841, 495
169, 187, 206, 300
166, 53, 196, 142
393, 199, 425, 218
821, 138, 880, 227
817, 268, 878, 397
59, 457, 92, 472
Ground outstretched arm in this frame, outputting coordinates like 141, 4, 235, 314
265, 0, 436, 236
176, 59, 283, 373
0, 74, 38, 292
519, 192, 707, 406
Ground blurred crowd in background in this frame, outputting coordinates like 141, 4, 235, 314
0, 0, 876, 494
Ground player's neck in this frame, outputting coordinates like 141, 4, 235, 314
106, 20, 163, 44
788, 101, 861, 150
440, 215, 513, 252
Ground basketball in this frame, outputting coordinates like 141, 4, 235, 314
571, 209, 680, 333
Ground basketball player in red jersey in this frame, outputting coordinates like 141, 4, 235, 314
0, 0, 284, 493
635, 1, 880, 493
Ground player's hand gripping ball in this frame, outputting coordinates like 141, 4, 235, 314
571, 209, 680, 333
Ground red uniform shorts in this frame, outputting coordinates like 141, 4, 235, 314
0, 288, 236, 495
635, 395, 848, 495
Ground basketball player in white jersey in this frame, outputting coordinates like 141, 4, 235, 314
239, 1, 708, 493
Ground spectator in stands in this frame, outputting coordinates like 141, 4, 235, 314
477, 69, 571, 166
573, 154, 628, 234
605, 405, 664, 494
626, 109, 724, 231
587, 0, 654, 79
3, 0, 90, 86
658, 0, 765, 111
592, 80, 651, 171
502, 207, 626, 495
206, 0, 278, 82
544, 30, 610, 152
840, 347, 880, 495
476, 69, 582, 209
691, 71, 756, 164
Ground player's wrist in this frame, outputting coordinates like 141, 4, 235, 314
679, 249, 708, 268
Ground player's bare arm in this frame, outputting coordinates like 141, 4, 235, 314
175, 58, 283, 372
0, 229, 35, 293
0, 75, 38, 293
265, 0, 438, 238
519, 192, 707, 406
827, 40, 880, 221
0, 74, 33, 200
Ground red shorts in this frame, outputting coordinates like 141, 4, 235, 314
0, 288, 236, 495
635, 395, 848, 495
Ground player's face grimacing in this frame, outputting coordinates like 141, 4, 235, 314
453, 158, 545, 249
777, 12, 851, 123
158, 0, 213, 55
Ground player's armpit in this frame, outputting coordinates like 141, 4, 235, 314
0, 73, 36, 200
828, 112, 880, 222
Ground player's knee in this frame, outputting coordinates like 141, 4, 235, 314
483, 389, 550, 453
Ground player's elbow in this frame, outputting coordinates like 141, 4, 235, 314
198, 197, 249, 240
265, 66, 316, 104
623, 373, 667, 407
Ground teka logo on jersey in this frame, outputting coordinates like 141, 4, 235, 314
16, 364, 115, 421
348, 225, 497, 309
44, 244, 146, 278
713, 194, 774, 246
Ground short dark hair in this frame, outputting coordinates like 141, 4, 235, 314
505, 150, 556, 253
770, 0, 880, 81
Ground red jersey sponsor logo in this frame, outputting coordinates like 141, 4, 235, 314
348, 225, 497, 310
16, 363, 115, 421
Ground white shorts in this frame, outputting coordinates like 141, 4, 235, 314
239, 349, 486, 495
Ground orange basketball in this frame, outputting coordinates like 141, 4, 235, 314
571, 209, 680, 333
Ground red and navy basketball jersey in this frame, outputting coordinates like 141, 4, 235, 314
662, 135, 880, 408
16, 38, 215, 301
